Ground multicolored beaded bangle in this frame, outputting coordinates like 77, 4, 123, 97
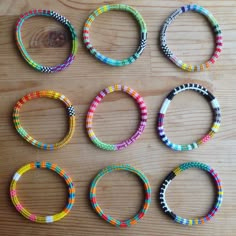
16, 10, 78, 73
160, 4, 223, 71
157, 84, 221, 151
13, 90, 76, 150
90, 164, 151, 227
83, 4, 147, 66
159, 162, 223, 225
86, 85, 147, 151
10, 162, 75, 223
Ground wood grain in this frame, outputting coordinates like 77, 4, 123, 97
0, 0, 235, 235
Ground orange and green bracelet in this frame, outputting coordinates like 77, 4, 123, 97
10, 162, 75, 223
13, 90, 76, 150
90, 164, 151, 227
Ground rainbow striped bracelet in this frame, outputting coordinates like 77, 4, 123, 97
86, 85, 147, 151
160, 4, 223, 71
16, 10, 78, 73
159, 162, 223, 225
83, 4, 147, 66
13, 90, 76, 150
10, 162, 75, 223
157, 84, 221, 151
90, 164, 151, 227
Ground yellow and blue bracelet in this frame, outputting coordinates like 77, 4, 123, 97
10, 162, 75, 223
86, 85, 147, 151
159, 162, 223, 225
157, 84, 221, 151
16, 10, 78, 73
160, 4, 223, 71
13, 90, 76, 150
83, 4, 147, 66
90, 164, 151, 227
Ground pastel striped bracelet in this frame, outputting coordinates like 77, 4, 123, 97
16, 10, 78, 73
90, 164, 151, 227
10, 162, 75, 223
13, 90, 76, 150
86, 85, 147, 151
157, 84, 221, 151
83, 4, 147, 66
160, 4, 223, 71
159, 162, 223, 225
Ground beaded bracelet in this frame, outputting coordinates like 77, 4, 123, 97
13, 90, 76, 150
159, 162, 223, 225
10, 162, 75, 223
160, 4, 223, 71
86, 85, 147, 151
157, 84, 221, 151
90, 164, 151, 227
83, 4, 147, 66
16, 10, 78, 73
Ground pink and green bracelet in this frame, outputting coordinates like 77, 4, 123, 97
86, 85, 147, 151
16, 10, 78, 73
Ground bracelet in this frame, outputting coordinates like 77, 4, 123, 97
159, 162, 223, 225
160, 4, 223, 71
83, 4, 147, 66
157, 84, 221, 151
90, 164, 151, 227
13, 90, 76, 150
10, 162, 75, 223
86, 85, 147, 151
16, 10, 78, 73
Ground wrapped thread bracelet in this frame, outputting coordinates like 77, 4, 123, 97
16, 10, 78, 73
13, 90, 76, 150
160, 4, 223, 71
83, 4, 147, 66
90, 164, 151, 227
10, 162, 75, 223
86, 85, 147, 151
157, 84, 221, 151
159, 162, 223, 225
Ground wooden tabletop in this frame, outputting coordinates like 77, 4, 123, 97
0, 0, 235, 235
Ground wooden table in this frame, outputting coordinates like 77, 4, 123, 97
0, 0, 235, 235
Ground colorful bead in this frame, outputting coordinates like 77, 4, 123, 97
13, 90, 76, 150
86, 85, 147, 151
10, 162, 75, 223
159, 162, 223, 225
157, 84, 221, 151
160, 4, 223, 71
83, 4, 147, 66
90, 164, 151, 227
16, 10, 78, 73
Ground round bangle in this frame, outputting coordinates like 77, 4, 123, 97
90, 164, 151, 227
159, 162, 223, 225
16, 10, 78, 73
10, 162, 75, 223
83, 4, 147, 66
157, 83, 221, 151
86, 85, 147, 151
160, 4, 223, 71
13, 90, 76, 150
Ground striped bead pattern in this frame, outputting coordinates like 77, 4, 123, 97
90, 164, 151, 227
16, 10, 78, 73
160, 4, 223, 72
159, 162, 223, 225
10, 162, 75, 223
13, 91, 76, 150
86, 85, 147, 151
157, 84, 221, 151
83, 4, 147, 66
